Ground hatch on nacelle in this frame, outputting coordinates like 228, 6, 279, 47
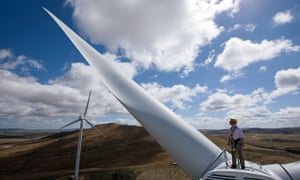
203, 168, 275, 180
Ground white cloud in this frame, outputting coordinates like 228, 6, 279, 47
222, 67, 300, 104
0, 56, 207, 128
270, 67, 300, 98
275, 67, 300, 89
66, 0, 240, 76
220, 71, 244, 83
226, 106, 272, 124
115, 118, 141, 127
186, 106, 272, 129
272, 107, 300, 123
273, 10, 293, 25
220, 74, 232, 83
195, 91, 299, 129
0, 49, 13, 59
185, 116, 227, 129
0, 49, 45, 73
228, 24, 241, 32
245, 24, 256, 32
188, 106, 299, 129
215, 37, 300, 72
226, 105, 300, 128
227, 24, 255, 33
141, 82, 207, 110
0, 62, 132, 126
200, 91, 258, 112
194, 67, 300, 129
201, 49, 216, 67
259, 66, 267, 72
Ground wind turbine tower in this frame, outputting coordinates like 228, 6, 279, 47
60, 90, 105, 180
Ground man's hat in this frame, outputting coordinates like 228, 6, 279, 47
230, 118, 238, 124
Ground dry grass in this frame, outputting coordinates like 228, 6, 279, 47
0, 124, 300, 179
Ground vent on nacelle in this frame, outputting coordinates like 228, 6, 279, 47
205, 173, 269, 180
205, 173, 236, 180
243, 177, 267, 180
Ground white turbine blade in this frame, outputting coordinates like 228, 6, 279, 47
60, 119, 80, 130
84, 119, 105, 138
83, 90, 92, 118
44, 8, 223, 179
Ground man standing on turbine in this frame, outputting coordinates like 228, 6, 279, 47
228, 118, 245, 169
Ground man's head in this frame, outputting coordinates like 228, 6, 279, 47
230, 118, 238, 125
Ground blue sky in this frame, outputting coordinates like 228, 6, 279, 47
0, 0, 299, 129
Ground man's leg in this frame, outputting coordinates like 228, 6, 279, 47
231, 148, 237, 168
237, 144, 245, 169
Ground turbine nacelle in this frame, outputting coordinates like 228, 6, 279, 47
60, 90, 105, 138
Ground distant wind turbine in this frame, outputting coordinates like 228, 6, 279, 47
60, 90, 105, 180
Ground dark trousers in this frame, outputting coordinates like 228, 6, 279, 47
231, 143, 245, 169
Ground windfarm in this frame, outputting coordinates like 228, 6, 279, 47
1, 125, 300, 179
39, 8, 300, 179
1, 2, 300, 179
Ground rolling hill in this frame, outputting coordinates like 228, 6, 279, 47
0, 123, 300, 179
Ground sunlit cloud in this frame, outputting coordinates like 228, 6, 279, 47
66, 0, 240, 76
273, 10, 293, 25
215, 37, 300, 72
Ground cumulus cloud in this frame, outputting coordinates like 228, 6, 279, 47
202, 67, 300, 113
196, 91, 298, 128
0, 57, 207, 128
200, 91, 259, 112
227, 106, 271, 122
0, 49, 45, 73
0, 49, 13, 59
185, 116, 227, 129
0, 62, 132, 127
187, 105, 272, 129
272, 107, 300, 123
273, 10, 293, 25
215, 37, 300, 72
226, 105, 300, 128
270, 67, 300, 98
196, 76, 300, 128
66, 0, 240, 76
189, 106, 299, 129
141, 82, 207, 110
200, 87, 270, 111
275, 67, 300, 89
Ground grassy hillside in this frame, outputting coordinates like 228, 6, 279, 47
0, 123, 300, 179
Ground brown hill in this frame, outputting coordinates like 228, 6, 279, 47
0, 123, 186, 179
0, 123, 300, 179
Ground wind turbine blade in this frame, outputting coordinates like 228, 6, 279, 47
60, 119, 80, 130
44, 8, 223, 179
84, 119, 105, 138
83, 90, 92, 118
